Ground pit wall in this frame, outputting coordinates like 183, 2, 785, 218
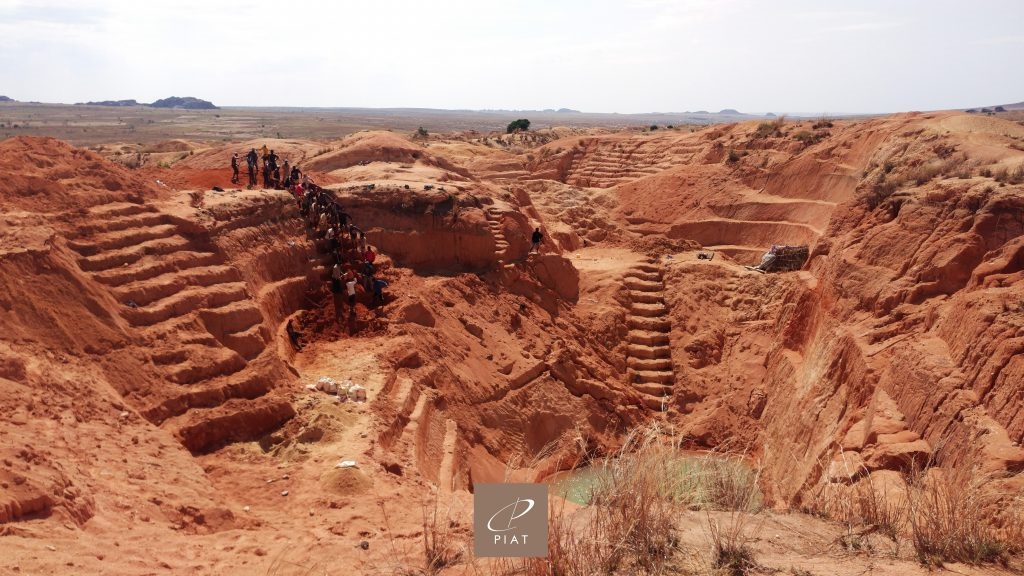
337, 188, 505, 272
757, 182, 1024, 504
373, 270, 637, 493
205, 191, 316, 327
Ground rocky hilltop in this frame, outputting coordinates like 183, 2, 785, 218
1, 111, 1023, 574
77, 99, 139, 107
150, 96, 218, 110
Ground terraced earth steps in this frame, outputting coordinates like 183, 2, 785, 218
112, 265, 242, 307
199, 299, 264, 335
93, 251, 222, 287
78, 235, 193, 272
218, 325, 268, 361
85, 201, 153, 219
160, 344, 247, 385
622, 263, 676, 411
69, 199, 287, 453
484, 207, 510, 261
627, 342, 671, 360
68, 223, 180, 256
660, 189, 841, 266
138, 371, 274, 426
121, 282, 250, 327
166, 395, 296, 454
627, 329, 670, 347
563, 138, 701, 188
74, 211, 170, 237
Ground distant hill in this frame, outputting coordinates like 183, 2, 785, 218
0, 96, 13, 102
77, 99, 139, 107
150, 96, 218, 110
718, 108, 741, 115
964, 101, 1023, 113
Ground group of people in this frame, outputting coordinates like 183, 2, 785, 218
231, 144, 302, 190
299, 184, 390, 315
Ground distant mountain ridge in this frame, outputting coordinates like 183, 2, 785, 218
77, 99, 138, 107
150, 96, 217, 110
73, 96, 218, 109
0, 96, 13, 102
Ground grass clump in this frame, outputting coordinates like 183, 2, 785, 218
421, 497, 464, 574
812, 448, 1024, 568
754, 115, 786, 138
506, 425, 764, 575
793, 130, 829, 147
905, 464, 1023, 566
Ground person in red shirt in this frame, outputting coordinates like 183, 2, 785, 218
363, 247, 377, 275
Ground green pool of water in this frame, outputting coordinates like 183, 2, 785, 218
548, 465, 607, 505
547, 454, 761, 509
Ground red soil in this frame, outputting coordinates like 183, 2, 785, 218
2, 111, 1024, 574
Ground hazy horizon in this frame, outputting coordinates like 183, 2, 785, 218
1, 0, 1022, 115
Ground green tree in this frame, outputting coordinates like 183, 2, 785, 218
506, 118, 531, 133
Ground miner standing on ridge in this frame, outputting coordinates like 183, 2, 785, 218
246, 148, 258, 188
531, 227, 543, 253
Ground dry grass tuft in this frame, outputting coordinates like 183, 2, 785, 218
810, 447, 1024, 568
904, 464, 1022, 566
708, 509, 757, 575
422, 497, 465, 574
703, 450, 763, 575
497, 424, 765, 575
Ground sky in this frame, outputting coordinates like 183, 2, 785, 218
0, 0, 1021, 114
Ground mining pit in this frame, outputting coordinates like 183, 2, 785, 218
2, 112, 1024, 574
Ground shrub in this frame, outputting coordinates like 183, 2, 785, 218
861, 173, 901, 209
649, 124, 658, 131
907, 162, 943, 185
417, 126, 428, 137
988, 163, 1023, 184
999, 162, 1024, 184
794, 130, 828, 146
506, 118, 531, 133
754, 122, 778, 138
753, 115, 787, 139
